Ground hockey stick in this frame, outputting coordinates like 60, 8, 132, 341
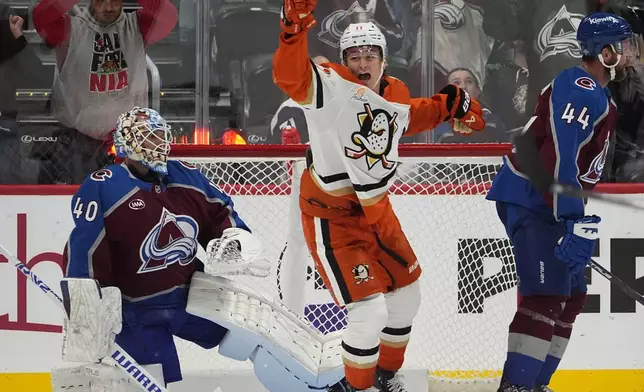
513, 127, 644, 211
0, 243, 168, 392
512, 130, 644, 306
588, 259, 644, 306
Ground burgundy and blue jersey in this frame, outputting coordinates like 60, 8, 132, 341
487, 66, 616, 221
63, 160, 248, 307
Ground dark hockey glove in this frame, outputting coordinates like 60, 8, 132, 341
281, 0, 317, 35
437, 84, 485, 134
555, 215, 601, 274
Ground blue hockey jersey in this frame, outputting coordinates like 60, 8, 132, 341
62, 160, 249, 307
486, 66, 616, 221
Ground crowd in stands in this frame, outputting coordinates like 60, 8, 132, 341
1, 0, 644, 184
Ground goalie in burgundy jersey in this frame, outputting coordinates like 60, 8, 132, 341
486, 14, 633, 392
55, 107, 345, 392
273, 1, 486, 391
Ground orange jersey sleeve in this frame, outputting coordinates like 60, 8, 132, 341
406, 96, 451, 136
272, 32, 316, 105
381, 77, 449, 136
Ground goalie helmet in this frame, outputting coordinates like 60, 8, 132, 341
114, 107, 172, 175
339, 22, 387, 65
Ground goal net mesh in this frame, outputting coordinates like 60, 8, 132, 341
172, 147, 517, 389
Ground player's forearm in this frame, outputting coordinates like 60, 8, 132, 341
136, 0, 178, 45
406, 97, 450, 135
33, 0, 76, 47
0, 35, 27, 63
272, 32, 314, 104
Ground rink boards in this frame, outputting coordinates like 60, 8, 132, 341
0, 189, 643, 391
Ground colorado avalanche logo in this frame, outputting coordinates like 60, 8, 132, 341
537, 5, 584, 62
435, 1, 466, 31
580, 137, 610, 184
138, 207, 199, 274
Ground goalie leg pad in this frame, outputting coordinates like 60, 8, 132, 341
186, 272, 345, 390
51, 362, 164, 392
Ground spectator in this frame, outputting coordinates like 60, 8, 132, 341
480, 40, 529, 131
0, 6, 50, 184
482, 0, 607, 121
33, 0, 177, 183
600, 2, 644, 182
434, 67, 508, 143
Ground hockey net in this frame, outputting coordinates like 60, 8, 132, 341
170, 143, 517, 390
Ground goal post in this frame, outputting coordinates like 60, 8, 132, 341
171, 143, 517, 390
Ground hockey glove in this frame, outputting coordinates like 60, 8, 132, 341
205, 227, 271, 277
437, 84, 485, 134
60, 278, 122, 363
281, 0, 317, 35
555, 215, 601, 274
281, 124, 301, 144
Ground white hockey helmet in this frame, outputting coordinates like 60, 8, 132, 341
339, 22, 387, 65
114, 107, 172, 175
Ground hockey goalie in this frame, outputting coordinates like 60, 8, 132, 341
52, 107, 344, 392
273, 0, 487, 390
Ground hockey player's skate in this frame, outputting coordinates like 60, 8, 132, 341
327, 377, 380, 392
535, 385, 554, 392
374, 367, 407, 392
497, 382, 533, 392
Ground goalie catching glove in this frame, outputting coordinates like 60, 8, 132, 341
204, 227, 271, 277
60, 278, 122, 363
437, 84, 485, 135
280, 0, 317, 35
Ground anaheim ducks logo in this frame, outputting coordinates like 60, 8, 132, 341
345, 103, 399, 170
537, 5, 584, 62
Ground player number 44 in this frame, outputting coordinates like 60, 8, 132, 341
73, 197, 98, 222
561, 103, 590, 130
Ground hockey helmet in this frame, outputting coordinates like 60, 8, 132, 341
578, 13, 632, 56
114, 107, 172, 175
339, 22, 387, 65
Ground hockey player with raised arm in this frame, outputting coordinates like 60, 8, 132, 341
273, 1, 486, 391
486, 14, 633, 392
54, 107, 345, 392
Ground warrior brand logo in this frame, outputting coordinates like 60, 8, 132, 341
580, 137, 610, 184
537, 5, 584, 62
90, 33, 129, 93
128, 199, 146, 210
111, 350, 164, 392
138, 207, 199, 273
345, 103, 399, 170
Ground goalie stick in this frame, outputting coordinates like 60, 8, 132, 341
0, 243, 169, 392
513, 129, 644, 307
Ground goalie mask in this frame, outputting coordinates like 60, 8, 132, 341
114, 107, 172, 175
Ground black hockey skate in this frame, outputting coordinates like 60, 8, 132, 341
534, 385, 554, 392
374, 367, 407, 392
497, 382, 533, 392
327, 378, 380, 392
